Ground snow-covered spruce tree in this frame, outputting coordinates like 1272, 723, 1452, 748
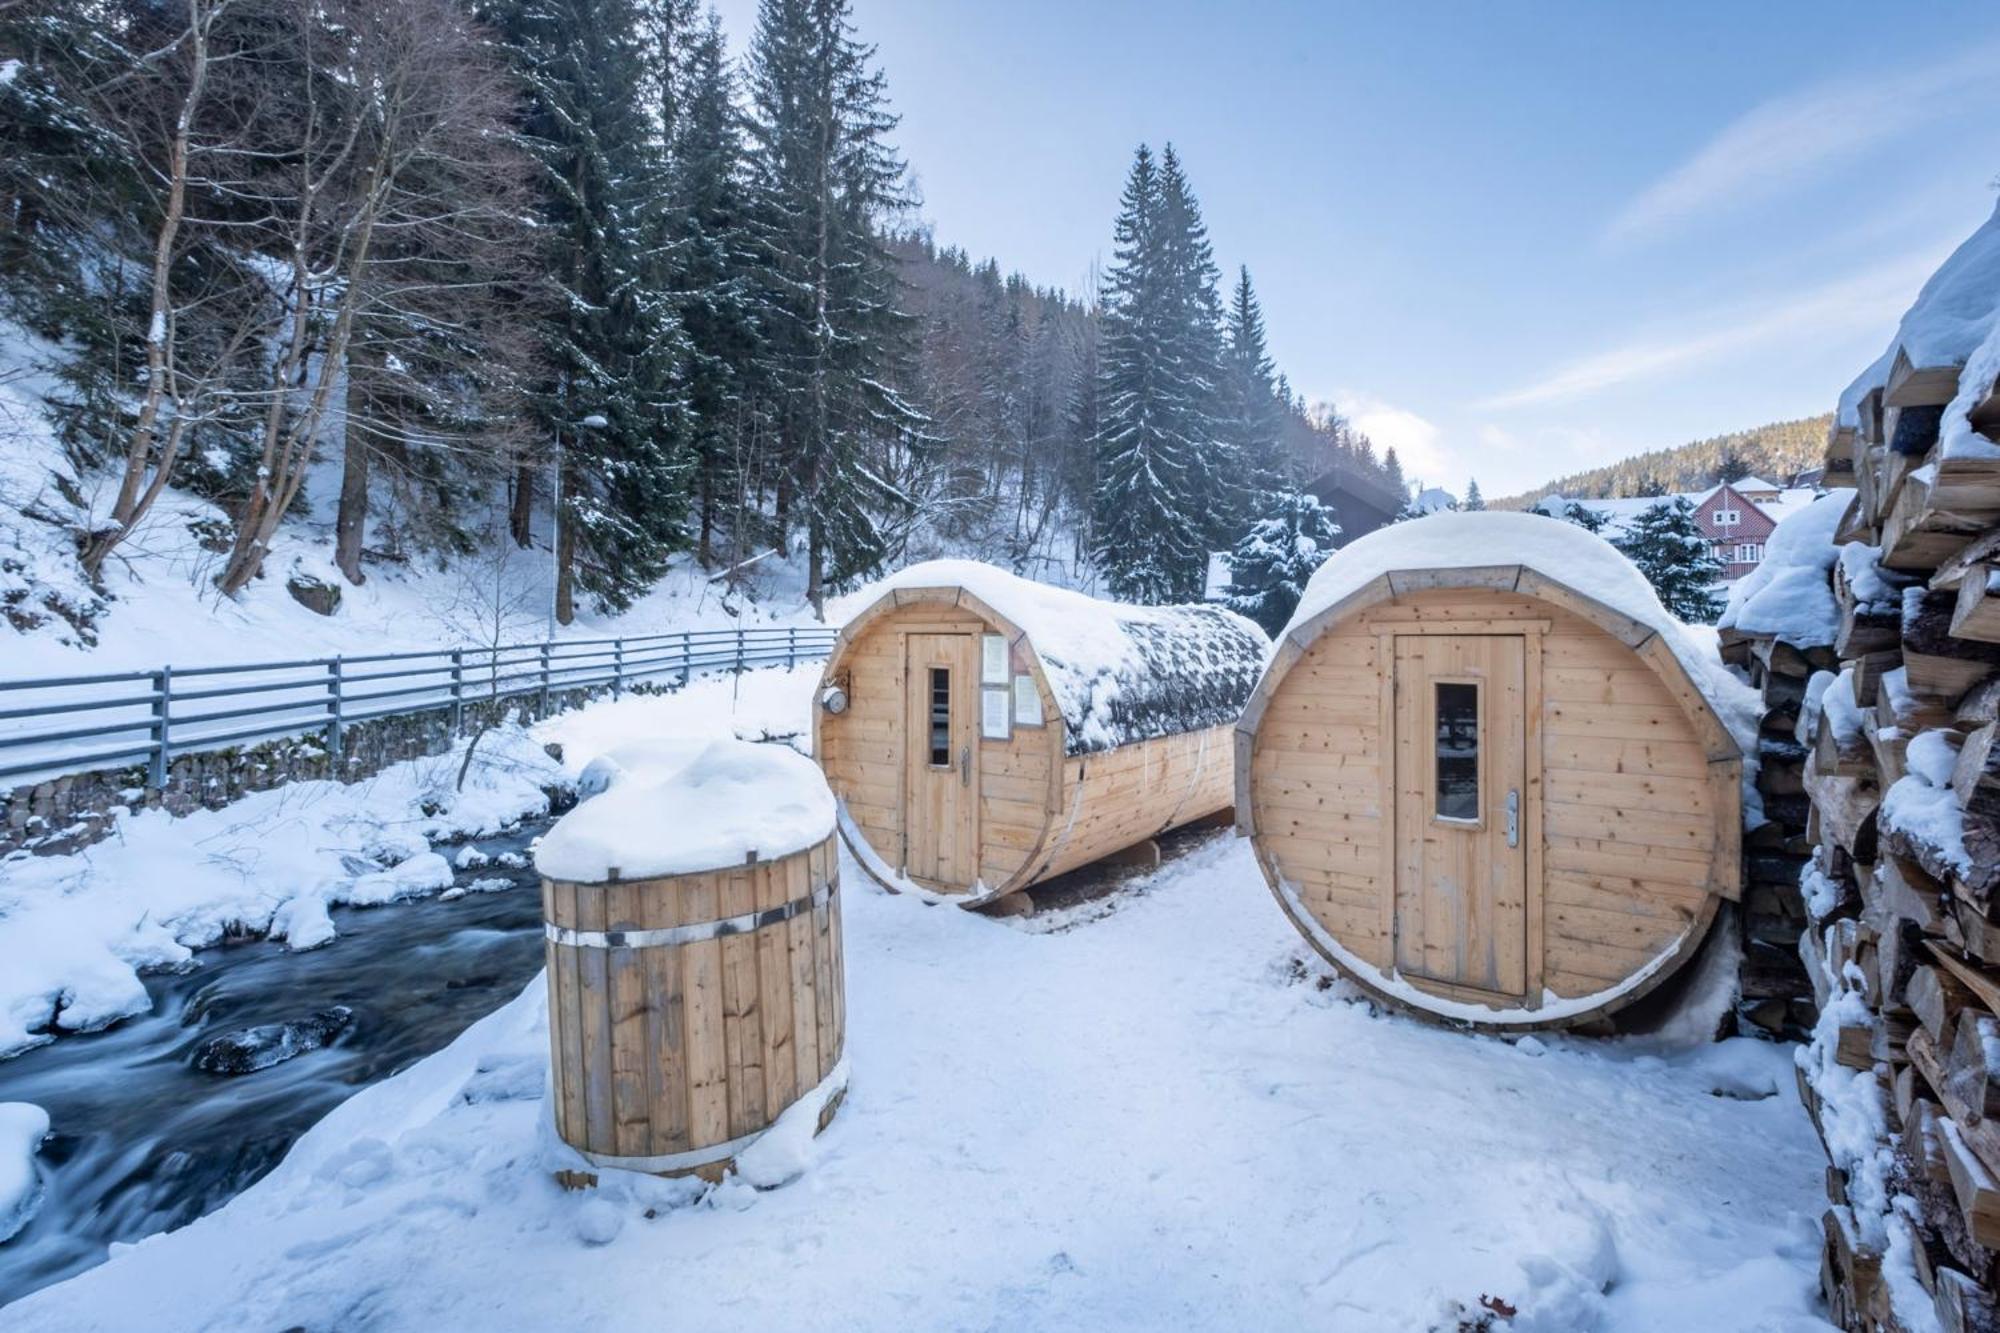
1382, 446, 1406, 498
1538, 495, 1608, 533
1462, 478, 1484, 510
1090, 145, 1199, 603
1614, 497, 1724, 622
1090, 144, 1237, 603
1154, 145, 1239, 548
670, 10, 768, 569
745, 0, 925, 613
1224, 490, 1341, 636
1220, 266, 1287, 507
484, 0, 694, 622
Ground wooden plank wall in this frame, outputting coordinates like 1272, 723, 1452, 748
1250, 588, 1721, 1006
822, 600, 1237, 896
1030, 723, 1235, 883
544, 833, 844, 1176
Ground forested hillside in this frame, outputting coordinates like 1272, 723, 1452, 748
0, 0, 1398, 634
1490, 414, 1832, 508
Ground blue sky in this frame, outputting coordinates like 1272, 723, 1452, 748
713, 1, 2000, 497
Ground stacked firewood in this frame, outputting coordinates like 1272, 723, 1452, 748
1793, 314, 2000, 1331
1716, 624, 1824, 1041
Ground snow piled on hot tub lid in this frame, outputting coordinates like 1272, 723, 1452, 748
1277, 510, 1758, 755
840, 560, 1270, 755
534, 737, 834, 883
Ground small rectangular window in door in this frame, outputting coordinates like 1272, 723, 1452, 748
929, 667, 951, 766
1434, 681, 1479, 822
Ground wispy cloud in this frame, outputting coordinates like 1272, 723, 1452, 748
1604, 44, 2000, 248
1477, 247, 1945, 410
1327, 390, 1446, 479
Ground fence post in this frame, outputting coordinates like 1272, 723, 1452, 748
735, 630, 745, 675
326, 657, 345, 766
787, 626, 797, 667
450, 649, 465, 736
679, 632, 691, 687
539, 641, 551, 717
613, 638, 624, 699
149, 665, 172, 790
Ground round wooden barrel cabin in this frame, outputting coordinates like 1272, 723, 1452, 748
816, 560, 1270, 906
1236, 512, 1747, 1031
534, 739, 846, 1184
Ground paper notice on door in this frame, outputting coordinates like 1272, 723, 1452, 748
1012, 674, 1042, 726
981, 633, 1008, 684
981, 686, 1010, 739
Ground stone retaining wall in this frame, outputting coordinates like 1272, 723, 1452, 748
0, 682, 619, 858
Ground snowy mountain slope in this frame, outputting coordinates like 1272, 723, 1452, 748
5, 819, 1831, 1332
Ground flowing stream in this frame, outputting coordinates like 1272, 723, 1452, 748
0, 826, 552, 1308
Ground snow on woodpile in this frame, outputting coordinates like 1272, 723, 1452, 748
534, 738, 834, 883
1941, 298, 2000, 462
1718, 492, 1850, 646
1881, 732, 1973, 882
1839, 198, 2000, 440
847, 560, 1270, 754
1281, 511, 1759, 750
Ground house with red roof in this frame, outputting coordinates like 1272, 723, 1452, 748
1534, 476, 1822, 583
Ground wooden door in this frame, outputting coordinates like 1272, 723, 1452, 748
903, 633, 980, 887
1393, 634, 1529, 997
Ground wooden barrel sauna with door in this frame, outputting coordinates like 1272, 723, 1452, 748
815, 560, 1270, 906
1236, 512, 1745, 1031
534, 739, 846, 1182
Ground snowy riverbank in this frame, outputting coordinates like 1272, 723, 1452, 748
0, 667, 821, 1060
7, 829, 1832, 1332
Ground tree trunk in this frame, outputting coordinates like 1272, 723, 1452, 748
806, 522, 823, 618
332, 430, 370, 585
697, 464, 715, 566
510, 464, 536, 548
332, 332, 378, 585
554, 487, 576, 626
80, 0, 216, 582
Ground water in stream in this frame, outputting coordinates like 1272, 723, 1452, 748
0, 826, 552, 1308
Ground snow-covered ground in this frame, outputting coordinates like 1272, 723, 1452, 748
5, 827, 1831, 1332
0, 666, 820, 1059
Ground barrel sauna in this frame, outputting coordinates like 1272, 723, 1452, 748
816, 560, 1269, 906
1237, 512, 1746, 1031
535, 740, 845, 1182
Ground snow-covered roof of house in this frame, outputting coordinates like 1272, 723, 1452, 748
1271, 511, 1758, 751
1411, 486, 1457, 514
839, 560, 1271, 755
1730, 475, 1782, 493
1716, 492, 1851, 646
1840, 199, 2000, 431
535, 738, 835, 883
1537, 485, 1822, 540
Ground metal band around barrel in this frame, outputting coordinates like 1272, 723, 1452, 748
577, 1127, 765, 1175
544, 879, 835, 950
572, 1060, 851, 1175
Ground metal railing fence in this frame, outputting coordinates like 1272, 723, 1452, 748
0, 625, 836, 789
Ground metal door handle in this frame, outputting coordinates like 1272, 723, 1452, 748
960, 746, 971, 787
1505, 789, 1519, 848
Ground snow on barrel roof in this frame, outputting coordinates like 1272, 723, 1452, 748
843, 559, 1270, 755
535, 738, 834, 883
1277, 511, 1758, 750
